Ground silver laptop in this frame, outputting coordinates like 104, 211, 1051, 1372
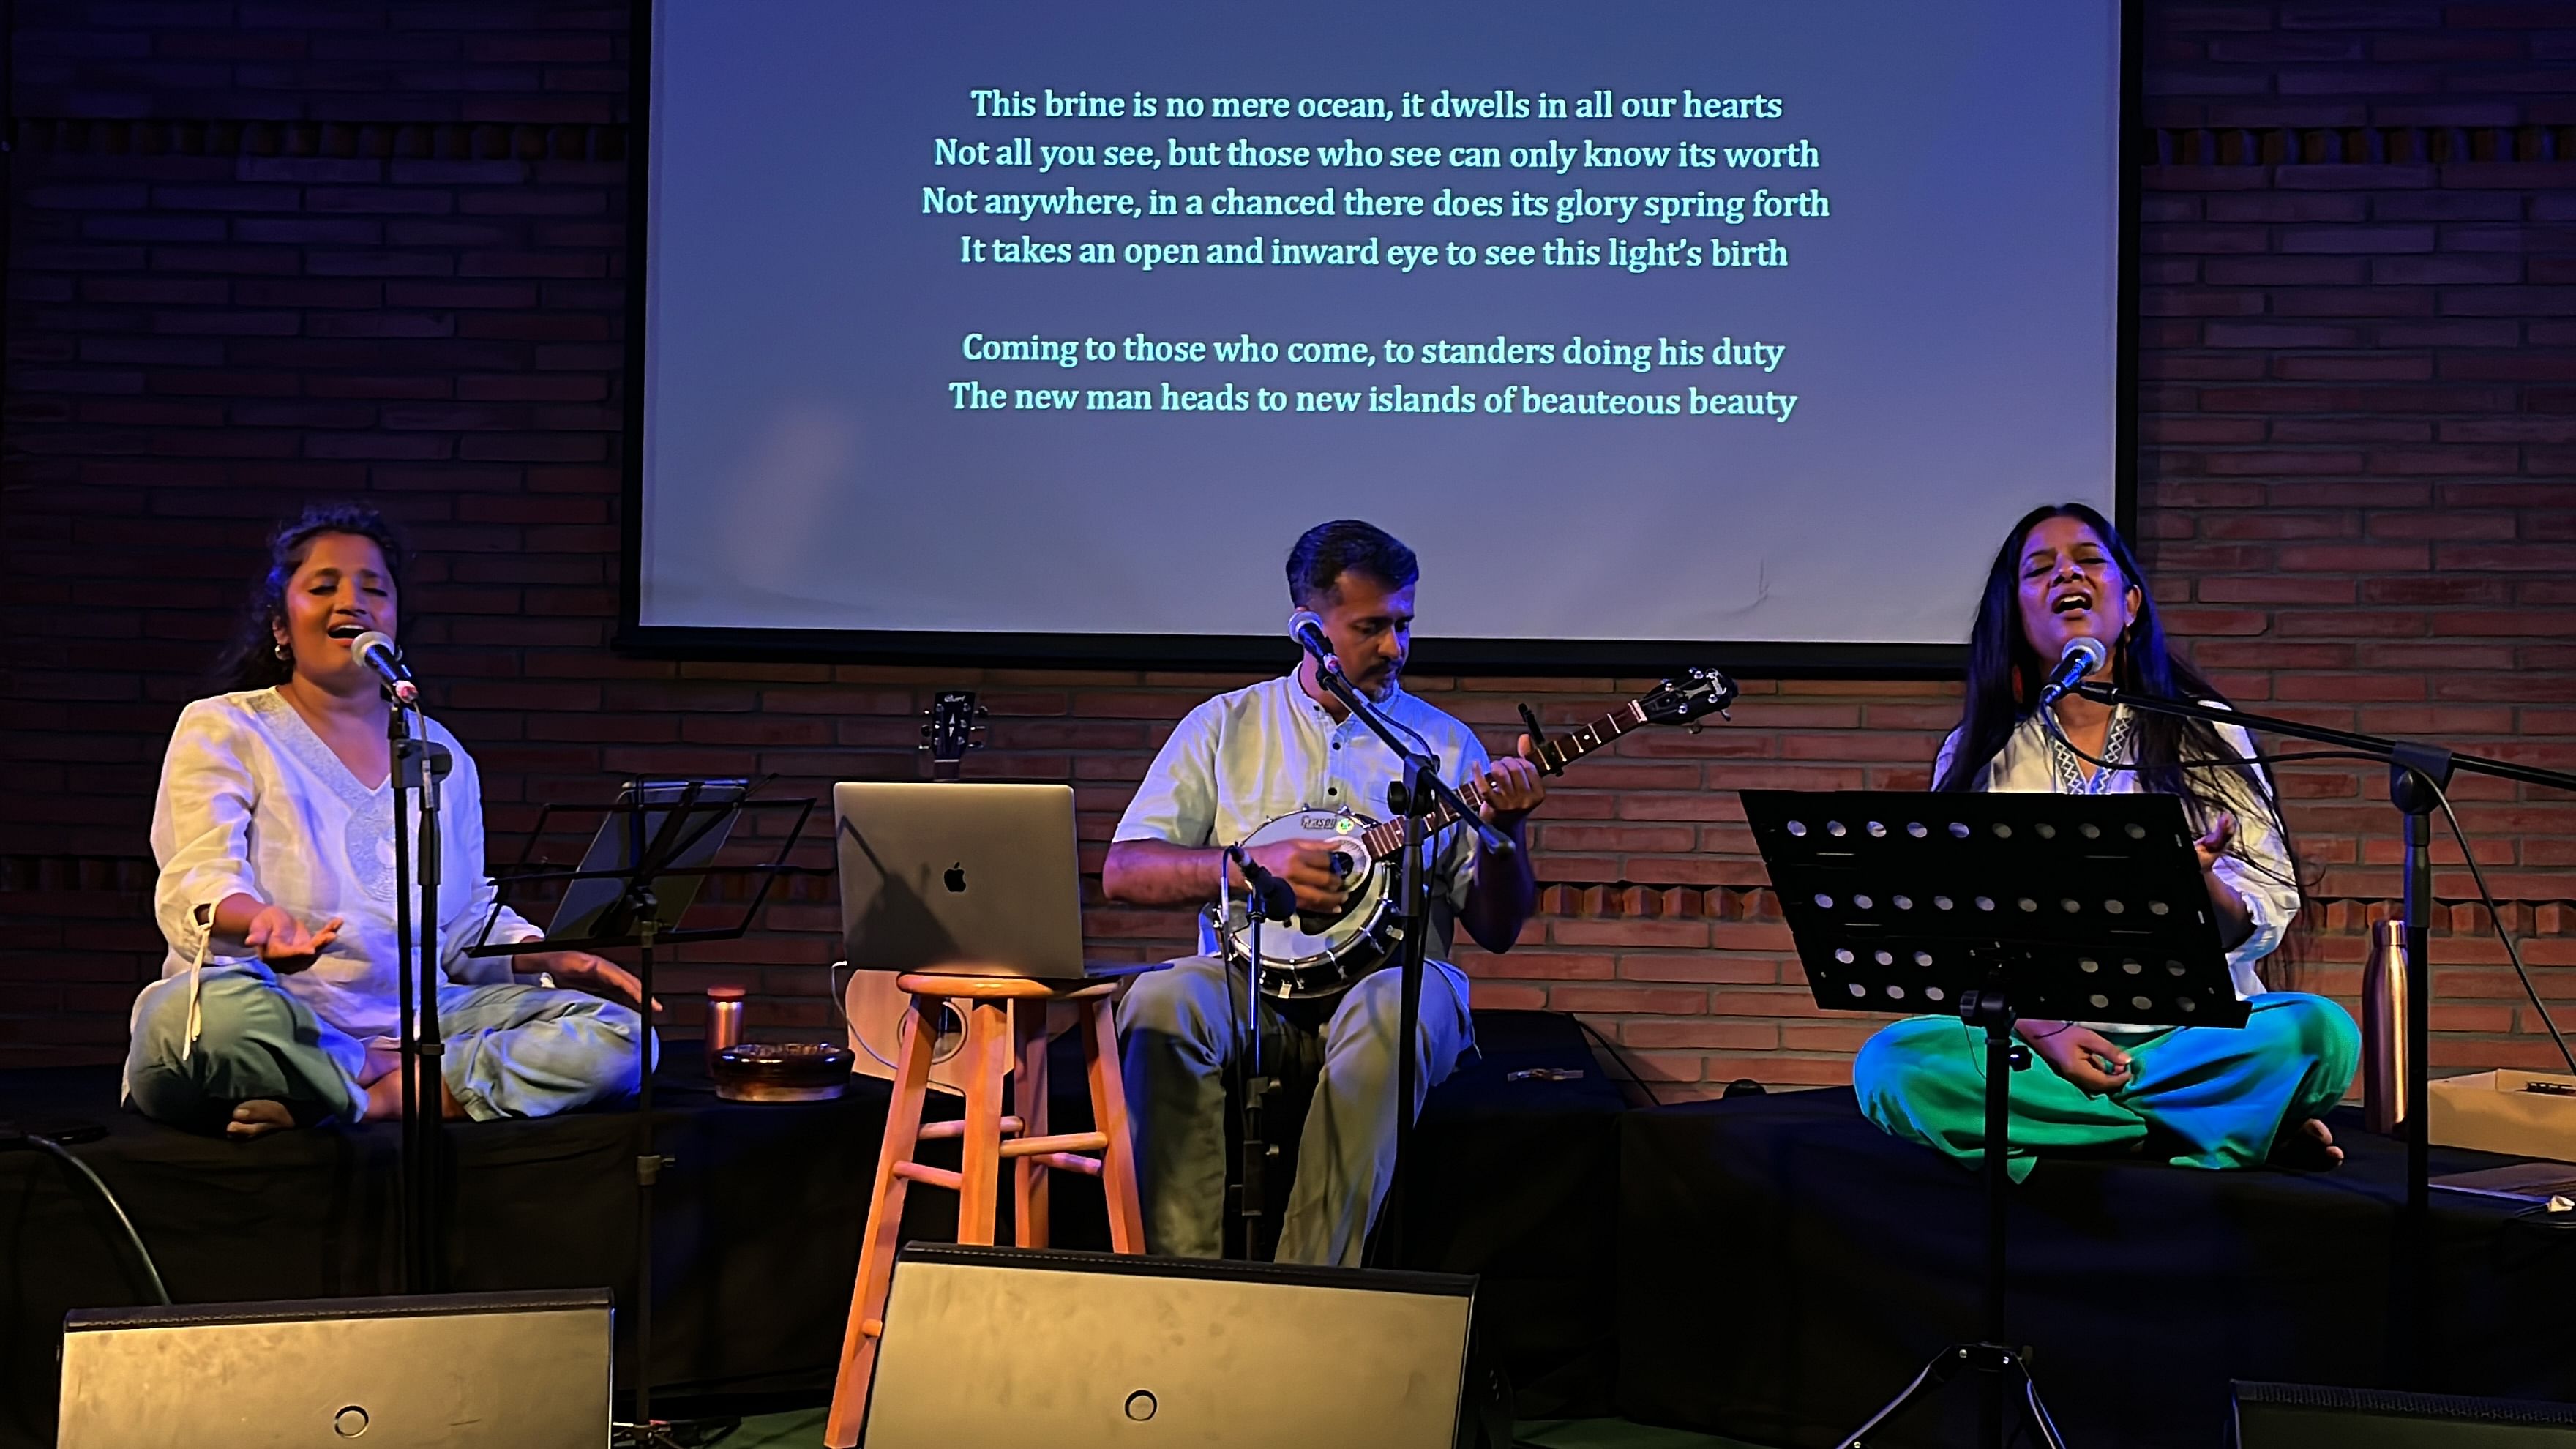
834, 782, 1088, 979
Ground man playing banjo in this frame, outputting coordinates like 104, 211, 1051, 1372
1106, 520, 1547, 1267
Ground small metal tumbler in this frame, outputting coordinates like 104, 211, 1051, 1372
705, 984, 746, 1056
2362, 918, 2409, 1134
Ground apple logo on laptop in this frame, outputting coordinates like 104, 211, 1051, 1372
943, 862, 967, 894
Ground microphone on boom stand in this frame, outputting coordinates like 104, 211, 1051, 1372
349, 629, 420, 707
2037, 634, 2109, 709
1228, 847, 1298, 924
1287, 609, 1335, 665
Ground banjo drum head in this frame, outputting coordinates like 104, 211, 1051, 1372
1224, 810, 1394, 998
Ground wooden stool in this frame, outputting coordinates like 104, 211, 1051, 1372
824, 972, 1147, 1447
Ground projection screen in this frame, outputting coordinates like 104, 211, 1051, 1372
629, 0, 2135, 670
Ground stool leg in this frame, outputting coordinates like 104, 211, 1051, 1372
826, 997, 937, 1448
956, 998, 1009, 1246
1082, 996, 1148, 1254
1014, 1000, 1054, 1249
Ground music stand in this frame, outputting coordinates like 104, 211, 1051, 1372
1744, 789, 2250, 1449
470, 779, 818, 1448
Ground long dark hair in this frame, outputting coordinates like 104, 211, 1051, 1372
1936, 503, 2277, 834
214, 503, 410, 693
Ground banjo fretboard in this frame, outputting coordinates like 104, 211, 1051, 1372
1350, 698, 1652, 859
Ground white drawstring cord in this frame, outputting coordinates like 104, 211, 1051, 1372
181, 905, 214, 1062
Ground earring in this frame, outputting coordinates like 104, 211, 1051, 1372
274, 641, 290, 662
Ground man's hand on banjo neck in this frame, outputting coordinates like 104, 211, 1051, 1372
1478, 734, 1548, 826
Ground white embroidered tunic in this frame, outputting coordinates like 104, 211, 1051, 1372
145, 689, 545, 1044
1933, 705, 2297, 1001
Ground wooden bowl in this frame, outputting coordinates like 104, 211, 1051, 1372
711, 1041, 855, 1103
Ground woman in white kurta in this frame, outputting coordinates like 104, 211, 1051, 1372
1852, 504, 2358, 1180
127, 506, 654, 1138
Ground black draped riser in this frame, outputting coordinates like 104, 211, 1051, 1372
9, 1014, 2575, 1448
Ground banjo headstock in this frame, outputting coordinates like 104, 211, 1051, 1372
1638, 667, 1738, 730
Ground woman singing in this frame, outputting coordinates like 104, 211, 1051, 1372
126, 504, 654, 1138
1853, 503, 2358, 1177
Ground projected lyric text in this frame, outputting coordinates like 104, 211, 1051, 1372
925, 85, 1827, 423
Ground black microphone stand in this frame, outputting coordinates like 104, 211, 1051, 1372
1298, 651, 1512, 1267
386, 687, 453, 1293
1226, 847, 1287, 1256
2070, 681, 2576, 1386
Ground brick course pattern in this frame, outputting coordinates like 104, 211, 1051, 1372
4, 3, 2572, 1085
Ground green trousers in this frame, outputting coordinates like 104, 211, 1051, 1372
1853, 992, 2359, 1182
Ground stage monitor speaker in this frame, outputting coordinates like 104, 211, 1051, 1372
2234, 1380, 2576, 1448
864, 1243, 1478, 1448
59, 1288, 612, 1448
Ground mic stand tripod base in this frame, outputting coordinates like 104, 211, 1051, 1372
1838, 1343, 2064, 1449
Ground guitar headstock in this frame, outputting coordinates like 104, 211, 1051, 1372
920, 690, 986, 778
1639, 668, 1738, 729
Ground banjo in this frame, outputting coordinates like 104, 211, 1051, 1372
1210, 669, 1738, 999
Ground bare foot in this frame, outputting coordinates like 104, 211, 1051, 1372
226, 1100, 296, 1140
2269, 1115, 2345, 1169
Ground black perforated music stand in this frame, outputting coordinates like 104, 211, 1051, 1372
1745, 789, 2248, 1449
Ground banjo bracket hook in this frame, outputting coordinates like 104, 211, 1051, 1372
1517, 703, 1565, 776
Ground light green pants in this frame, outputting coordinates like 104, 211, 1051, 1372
1854, 992, 2359, 1182
127, 965, 652, 1133
1117, 955, 1473, 1267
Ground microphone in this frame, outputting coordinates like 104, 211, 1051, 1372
1227, 846, 1298, 923
1287, 610, 1335, 662
2037, 634, 2109, 708
348, 630, 419, 706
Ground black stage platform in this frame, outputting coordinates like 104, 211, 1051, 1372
1617, 1087, 2576, 1449
0, 1009, 1624, 1449
14, 1016, 2576, 1449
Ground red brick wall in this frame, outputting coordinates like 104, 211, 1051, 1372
4, 2, 2572, 1085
